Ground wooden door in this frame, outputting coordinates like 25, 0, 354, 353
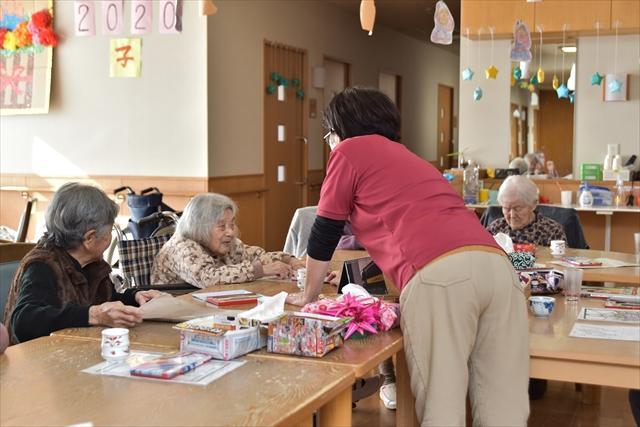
264, 42, 307, 251
538, 90, 574, 177
437, 85, 454, 169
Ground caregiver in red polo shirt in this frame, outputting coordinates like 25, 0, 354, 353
287, 87, 529, 426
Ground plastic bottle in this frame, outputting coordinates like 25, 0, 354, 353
612, 154, 622, 171
615, 176, 625, 207
579, 182, 594, 208
463, 163, 479, 204
603, 153, 612, 171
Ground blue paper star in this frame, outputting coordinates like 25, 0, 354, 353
513, 66, 522, 80
556, 84, 569, 99
590, 72, 603, 86
608, 79, 623, 93
473, 87, 483, 101
569, 92, 575, 103
461, 67, 474, 81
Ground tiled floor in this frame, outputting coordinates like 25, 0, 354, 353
352, 381, 637, 426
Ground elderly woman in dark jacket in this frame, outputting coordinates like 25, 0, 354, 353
3, 182, 163, 344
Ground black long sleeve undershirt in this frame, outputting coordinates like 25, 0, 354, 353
307, 215, 346, 261
10, 262, 138, 343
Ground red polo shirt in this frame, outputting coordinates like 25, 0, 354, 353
317, 134, 499, 290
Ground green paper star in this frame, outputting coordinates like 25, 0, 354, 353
270, 72, 280, 82
279, 78, 289, 87
266, 84, 276, 94
296, 89, 305, 99
529, 74, 538, 85
590, 72, 603, 86
513, 66, 522, 80
292, 78, 301, 87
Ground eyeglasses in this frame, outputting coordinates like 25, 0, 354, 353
323, 130, 334, 145
502, 205, 527, 214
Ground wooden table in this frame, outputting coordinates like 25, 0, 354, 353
536, 247, 640, 285
529, 295, 640, 389
0, 336, 354, 427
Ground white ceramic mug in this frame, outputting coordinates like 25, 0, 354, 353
560, 190, 573, 207
101, 328, 130, 362
296, 268, 306, 290
550, 240, 566, 256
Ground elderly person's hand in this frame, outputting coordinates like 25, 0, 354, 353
89, 301, 143, 328
263, 261, 293, 279
134, 290, 167, 305
289, 257, 306, 270
325, 270, 340, 286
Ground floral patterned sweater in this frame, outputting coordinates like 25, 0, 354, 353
150, 235, 290, 288
486, 213, 567, 247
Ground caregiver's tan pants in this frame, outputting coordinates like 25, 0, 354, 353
400, 249, 529, 427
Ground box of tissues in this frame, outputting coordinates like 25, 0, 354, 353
267, 312, 350, 358
174, 315, 265, 361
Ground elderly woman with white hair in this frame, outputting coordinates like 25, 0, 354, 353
151, 193, 303, 287
487, 175, 566, 246
3, 183, 163, 344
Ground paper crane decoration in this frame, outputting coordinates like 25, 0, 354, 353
430, 1, 454, 45
360, 0, 376, 36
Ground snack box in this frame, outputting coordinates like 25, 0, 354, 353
175, 315, 265, 361
518, 269, 564, 295
267, 312, 350, 358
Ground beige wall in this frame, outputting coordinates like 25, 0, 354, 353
575, 35, 640, 170
0, 2, 208, 177
459, 35, 640, 172
458, 38, 512, 168
207, 0, 460, 176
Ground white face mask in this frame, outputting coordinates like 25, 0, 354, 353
328, 133, 340, 151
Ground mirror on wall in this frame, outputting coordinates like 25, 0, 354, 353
510, 41, 577, 177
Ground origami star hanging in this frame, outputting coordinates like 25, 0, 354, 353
485, 65, 498, 79
473, 87, 483, 101
537, 67, 545, 83
608, 78, 623, 93
529, 74, 538, 86
462, 67, 474, 81
569, 92, 575, 103
556, 83, 569, 99
590, 72, 603, 86
552, 74, 559, 90
513, 66, 522, 80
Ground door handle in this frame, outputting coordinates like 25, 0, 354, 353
296, 136, 308, 144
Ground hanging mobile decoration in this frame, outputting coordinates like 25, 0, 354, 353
430, 0, 454, 45
607, 21, 623, 93
528, 43, 538, 87
536, 26, 545, 83
510, 20, 532, 62
473, 28, 483, 101
473, 87, 483, 101
556, 25, 569, 99
461, 28, 474, 80
591, 22, 604, 85
513, 65, 522, 80
551, 41, 559, 90
485, 27, 498, 79
510, 65, 516, 86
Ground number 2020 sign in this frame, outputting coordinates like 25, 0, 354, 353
131, 0, 152, 35
102, 0, 123, 36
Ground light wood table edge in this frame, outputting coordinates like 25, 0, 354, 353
49, 330, 178, 350
530, 357, 640, 389
277, 371, 355, 427
247, 338, 404, 378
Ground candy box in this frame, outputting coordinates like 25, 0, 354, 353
518, 269, 564, 295
267, 312, 350, 358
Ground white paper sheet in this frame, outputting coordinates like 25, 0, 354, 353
192, 290, 254, 302
141, 295, 217, 321
578, 307, 640, 324
551, 258, 639, 269
569, 323, 640, 342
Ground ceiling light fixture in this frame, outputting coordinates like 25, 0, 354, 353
360, 0, 376, 36
561, 46, 577, 53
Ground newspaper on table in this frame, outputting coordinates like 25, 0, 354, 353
577, 307, 640, 324
82, 350, 245, 386
569, 323, 640, 342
